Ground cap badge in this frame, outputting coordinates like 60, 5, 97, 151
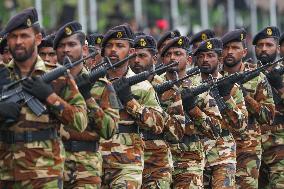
240, 33, 244, 40
206, 41, 212, 49
65, 27, 72, 35
117, 32, 123, 38
140, 38, 147, 47
201, 33, 207, 41
178, 38, 183, 45
96, 37, 102, 44
26, 18, 32, 27
267, 28, 273, 36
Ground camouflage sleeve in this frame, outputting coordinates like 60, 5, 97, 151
48, 76, 88, 132
243, 73, 275, 124
221, 85, 247, 135
159, 88, 185, 142
87, 79, 120, 139
125, 82, 166, 134
189, 92, 222, 139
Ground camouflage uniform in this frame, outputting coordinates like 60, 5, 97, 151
100, 68, 165, 189
61, 68, 120, 189
166, 74, 223, 189
190, 73, 246, 189
140, 74, 185, 189
260, 63, 284, 189
224, 62, 275, 189
0, 56, 88, 188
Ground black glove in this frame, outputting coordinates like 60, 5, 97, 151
22, 76, 53, 101
76, 74, 93, 99
181, 89, 198, 112
113, 77, 133, 105
266, 69, 283, 89
0, 102, 21, 120
217, 79, 234, 97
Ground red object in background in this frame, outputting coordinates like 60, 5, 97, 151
156, 19, 169, 30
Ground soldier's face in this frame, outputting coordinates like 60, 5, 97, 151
39, 47, 57, 64
104, 39, 132, 63
196, 51, 220, 74
222, 41, 247, 67
1, 47, 12, 64
129, 48, 155, 74
7, 27, 42, 62
255, 38, 279, 64
163, 47, 191, 73
280, 43, 284, 57
56, 34, 84, 64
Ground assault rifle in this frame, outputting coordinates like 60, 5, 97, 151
0, 52, 97, 117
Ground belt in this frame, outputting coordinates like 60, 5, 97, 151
273, 115, 284, 125
64, 140, 99, 152
141, 130, 164, 140
117, 124, 139, 134
221, 129, 230, 137
0, 128, 58, 144
171, 134, 200, 144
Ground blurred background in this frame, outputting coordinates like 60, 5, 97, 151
1, 0, 284, 40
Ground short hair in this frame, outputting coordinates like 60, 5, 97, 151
32, 24, 41, 34
75, 32, 86, 46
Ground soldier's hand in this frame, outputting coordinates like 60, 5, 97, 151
113, 77, 133, 104
266, 69, 283, 89
22, 76, 53, 101
0, 102, 21, 120
217, 79, 234, 97
181, 89, 197, 112
76, 74, 93, 99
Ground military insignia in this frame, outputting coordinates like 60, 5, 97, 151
65, 27, 72, 35
117, 32, 123, 38
267, 28, 273, 36
96, 37, 102, 44
240, 33, 244, 40
140, 38, 147, 47
178, 38, 183, 45
201, 33, 207, 41
206, 41, 212, 49
0, 37, 2, 43
26, 18, 32, 27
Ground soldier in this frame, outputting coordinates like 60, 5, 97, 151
160, 36, 222, 188
85, 33, 104, 69
253, 26, 284, 189
99, 24, 165, 189
129, 33, 185, 188
53, 21, 120, 188
221, 29, 275, 189
38, 33, 57, 65
0, 35, 12, 64
0, 8, 88, 188
193, 38, 247, 188
157, 30, 181, 54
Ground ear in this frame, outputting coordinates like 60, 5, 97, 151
35, 32, 42, 46
218, 55, 223, 64
186, 55, 192, 66
243, 48, 248, 57
82, 44, 89, 56
152, 54, 158, 64
277, 44, 280, 55
129, 47, 135, 54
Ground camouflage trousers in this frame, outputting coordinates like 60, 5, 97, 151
170, 139, 205, 189
142, 140, 173, 189
63, 150, 102, 189
203, 133, 236, 189
235, 128, 262, 189
259, 126, 284, 189
0, 177, 63, 189
100, 133, 144, 189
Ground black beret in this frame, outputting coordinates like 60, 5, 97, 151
280, 32, 284, 46
160, 36, 190, 57
134, 34, 157, 51
101, 24, 134, 56
53, 21, 84, 49
38, 33, 55, 49
134, 31, 146, 37
252, 26, 280, 45
189, 29, 215, 45
193, 38, 223, 56
157, 30, 181, 50
3, 7, 39, 35
221, 28, 247, 46
88, 33, 104, 47
0, 36, 7, 54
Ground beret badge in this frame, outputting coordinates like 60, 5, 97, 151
97, 37, 102, 44
117, 31, 123, 38
140, 38, 147, 47
201, 33, 208, 40
178, 38, 183, 45
65, 27, 72, 35
206, 41, 212, 49
26, 18, 32, 27
267, 28, 273, 36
